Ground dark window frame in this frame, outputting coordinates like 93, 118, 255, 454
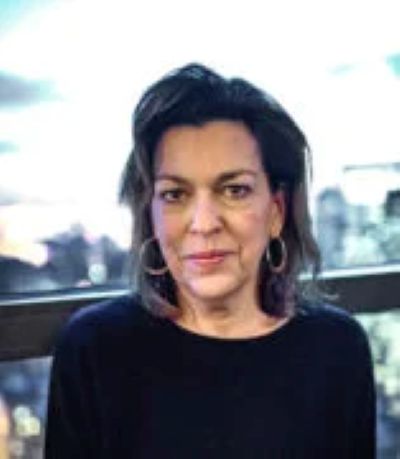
0, 267, 399, 361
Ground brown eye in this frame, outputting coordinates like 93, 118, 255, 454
159, 188, 187, 203
222, 184, 252, 199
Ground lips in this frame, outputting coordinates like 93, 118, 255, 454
183, 250, 232, 268
185, 250, 231, 260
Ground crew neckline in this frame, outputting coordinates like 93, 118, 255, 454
162, 309, 302, 345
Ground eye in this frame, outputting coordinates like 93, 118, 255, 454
158, 188, 187, 203
222, 184, 253, 199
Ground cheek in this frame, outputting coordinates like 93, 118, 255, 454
235, 210, 270, 270
151, 203, 183, 250
235, 206, 271, 240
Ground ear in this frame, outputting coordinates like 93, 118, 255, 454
269, 190, 286, 238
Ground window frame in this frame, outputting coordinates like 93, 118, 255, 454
0, 267, 399, 361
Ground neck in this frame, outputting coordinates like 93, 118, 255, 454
174, 289, 288, 339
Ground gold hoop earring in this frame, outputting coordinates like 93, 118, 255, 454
139, 237, 169, 276
266, 236, 287, 274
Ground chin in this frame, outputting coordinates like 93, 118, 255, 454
181, 274, 246, 302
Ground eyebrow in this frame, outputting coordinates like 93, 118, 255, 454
155, 169, 258, 184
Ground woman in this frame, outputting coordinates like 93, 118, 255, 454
45, 64, 376, 458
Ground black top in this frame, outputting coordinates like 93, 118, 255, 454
45, 295, 376, 458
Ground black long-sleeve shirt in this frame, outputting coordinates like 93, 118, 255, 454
45, 295, 376, 458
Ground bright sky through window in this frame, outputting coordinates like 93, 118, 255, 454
0, 0, 399, 206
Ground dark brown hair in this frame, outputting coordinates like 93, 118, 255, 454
120, 63, 320, 317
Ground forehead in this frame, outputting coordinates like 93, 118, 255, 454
154, 120, 264, 177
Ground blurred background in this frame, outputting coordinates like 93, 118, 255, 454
0, 0, 399, 457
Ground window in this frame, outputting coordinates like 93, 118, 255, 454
0, 1, 399, 457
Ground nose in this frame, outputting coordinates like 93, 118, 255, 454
189, 194, 223, 235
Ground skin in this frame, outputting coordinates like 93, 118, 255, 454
151, 120, 288, 338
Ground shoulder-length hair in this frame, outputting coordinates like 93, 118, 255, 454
120, 63, 320, 317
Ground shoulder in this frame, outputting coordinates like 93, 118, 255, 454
294, 301, 371, 358
297, 301, 365, 333
67, 293, 146, 326
54, 293, 155, 354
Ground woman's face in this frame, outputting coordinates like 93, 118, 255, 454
151, 120, 284, 305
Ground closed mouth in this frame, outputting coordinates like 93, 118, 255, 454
185, 250, 232, 260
